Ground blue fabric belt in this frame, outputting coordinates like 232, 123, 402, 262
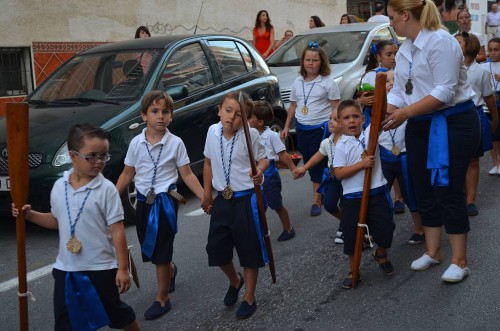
317, 167, 336, 195
65, 272, 110, 331
264, 160, 279, 177
137, 184, 177, 258
295, 120, 329, 139
477, 105, 493, 152
363, 106, 372, 130
379, 145, 403, 163
216, 188, 269, 264
344, 185, 393, 213
411, 100, 474, 186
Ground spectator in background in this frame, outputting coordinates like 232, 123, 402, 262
367, 2, 390, 23
309, 16, 325, 29
455, 9, 487, 63
253, 10, 275, 59
135, 26, 151, 39
486, 4, 500, 43
441, 0, 460, 34
340, 14, 351, 24
274, 30, 294, 50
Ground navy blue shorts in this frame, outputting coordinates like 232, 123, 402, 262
340, 192, 395, 255
382, 160, 418, 213
136, 198, 178, 265
206, 195, 265, 269
263, 171, 283, 210
296, 127, 328, 183
322, 178, 342, 216
53, 268, 136, 330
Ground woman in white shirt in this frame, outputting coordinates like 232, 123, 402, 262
384, 0, 480, 283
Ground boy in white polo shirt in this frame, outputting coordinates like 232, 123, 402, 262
116, 90, 204, 320
333, 100, 395, 290
201, 91, 269, 319
12, 123, 140, 331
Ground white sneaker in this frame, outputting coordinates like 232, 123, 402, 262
411, 254, 441, 271
441, 264, 470, 282
334, 233, 344, 244
488, 166, 499, 175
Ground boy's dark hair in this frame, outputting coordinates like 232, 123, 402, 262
220, 91, 254, 118
141, 90, 174, 115
253, 101, 274, 124
135, 25, 151, 39
67, 123, 110, 151
488, 37, 500, 47
374, 2, 385, 13
337, 99, 362, 118
457, 32, 480, 59
366, 39, 398, 72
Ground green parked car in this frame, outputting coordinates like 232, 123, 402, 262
0, 34, 286, 222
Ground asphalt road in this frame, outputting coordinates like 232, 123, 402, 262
1, 158, 500, 330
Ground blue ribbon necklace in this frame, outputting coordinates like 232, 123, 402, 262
389, 128, 400, 155
356, 131, 368, 158
144, 141, 164, 204
220, 126, 237, 199
301, 80, 316, 115
64, 181, 92, 253
328, 137, 335, 177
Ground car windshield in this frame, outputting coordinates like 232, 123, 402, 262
267, 31, 368, 66
30, 49, 162, 102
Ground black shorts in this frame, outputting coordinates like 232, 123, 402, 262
53, 268, 136, 330
263, 171, 283, 210
296, 126, 328, 183
340, 192, 395, 255
136, 198, 178, 264
206, 195, 265, 269
322, 177, 342, 216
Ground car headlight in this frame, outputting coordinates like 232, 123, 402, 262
52, 142, 71, 167
334, 76, 343, 85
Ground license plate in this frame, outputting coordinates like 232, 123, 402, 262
0, 176, 10, 191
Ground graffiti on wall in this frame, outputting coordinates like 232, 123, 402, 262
147, 22, 252, 36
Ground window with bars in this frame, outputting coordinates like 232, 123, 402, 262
0, 47, 33, 97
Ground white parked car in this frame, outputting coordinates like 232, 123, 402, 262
266, 23, 401, 108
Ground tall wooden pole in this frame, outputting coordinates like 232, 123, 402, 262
6, 102, 30, 331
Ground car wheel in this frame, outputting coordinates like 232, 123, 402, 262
121, 180, 137, 225
268, 117, 284, 134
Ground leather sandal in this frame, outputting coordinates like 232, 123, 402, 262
342, 271, 361, 289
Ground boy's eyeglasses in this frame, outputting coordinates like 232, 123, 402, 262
72, 150, 111, 163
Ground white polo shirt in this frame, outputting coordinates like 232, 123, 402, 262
388, 29, 475, 111
51, 169, 124, 272
378, 121, 407, 153
361, 71, 376, 87
260, 127, 286, 161
124, 128, 190, 196
290, 74, 340, 125
481, 61, 500, 93
466, 61, 494, 106
318, 134, 336, 167
204, 122, 266, 192
333, 126, 387, 195
367, 15, 390, 23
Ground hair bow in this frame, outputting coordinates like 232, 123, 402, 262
461, 31, 470, 37
308, 41, 319, 49
371, 43, 378, 55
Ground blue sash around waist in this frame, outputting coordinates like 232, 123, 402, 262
264, 160, 279, 177
379, 145, 403, 163
137, 184, 177, 258
317, 167, 337, 195
216, 188, 270, 264
411, 100, 474, 186
477, 105, 493, 152
399, 153, 418, 212
343, 185, 393, 212
295, 120, 329, 140
65, 272, 110, 331
363, 106, 372, 130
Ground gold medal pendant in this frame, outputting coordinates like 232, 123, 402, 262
391, 145, 401, 156
67, 235, 82, 254
222, 185, 233, 199
361, 150, 368, 158
328, 165, 335, 178
146, 187, 156, 204
301, 105, 309, 115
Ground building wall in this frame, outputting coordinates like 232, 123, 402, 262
0, 0, 347, 46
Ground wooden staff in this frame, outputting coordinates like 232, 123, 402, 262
238, 92, 277, 283
6, 102, 30, 331
351, 73, 387, 288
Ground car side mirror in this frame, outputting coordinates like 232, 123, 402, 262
165, 84, 189, 101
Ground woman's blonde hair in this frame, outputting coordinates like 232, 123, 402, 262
388, 0, 443, 31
